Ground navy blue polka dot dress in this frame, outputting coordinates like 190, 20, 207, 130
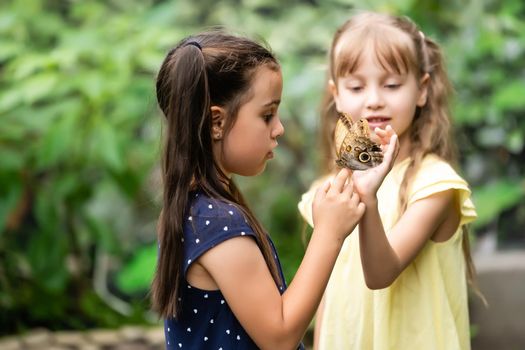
164, 191, 305, 350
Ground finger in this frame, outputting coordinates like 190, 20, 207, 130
379, 125, 396, 146
349, 190, 360, 205
313, 178, 330, 205
382, 134, 399, 168
374, 126, 393, 149
319, 178, 331, 194
356, 202, 366, 216
374, 127, 387, 137
374, 127, 388, 141
330, 168, 350, 193
389, 133, 399, 154
342, 179, 354, 196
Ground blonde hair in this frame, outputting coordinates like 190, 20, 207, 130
319, 11, 483, 300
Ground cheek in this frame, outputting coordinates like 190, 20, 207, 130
336, 93, 361, 115
333, 86, 351, 109
221, 136, 265, 175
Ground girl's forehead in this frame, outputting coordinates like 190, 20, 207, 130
333, 27, 417, 77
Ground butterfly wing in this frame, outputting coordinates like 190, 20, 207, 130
334, 117, 349, 158
335, 115, 384, 170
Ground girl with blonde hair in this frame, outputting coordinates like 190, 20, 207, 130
298, 11, 479, 350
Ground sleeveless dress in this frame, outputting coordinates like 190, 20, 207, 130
165, 190, 305, 350
298, 155, 477, 350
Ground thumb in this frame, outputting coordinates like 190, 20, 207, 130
382, 134, 399, 170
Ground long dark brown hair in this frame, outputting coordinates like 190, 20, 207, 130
319, 12, 483, 299
151, 30, 283, 318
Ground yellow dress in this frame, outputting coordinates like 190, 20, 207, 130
298, 154, 477, 350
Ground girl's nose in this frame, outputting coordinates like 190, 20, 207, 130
272, 117, 285, 138
366, 87, 384, 109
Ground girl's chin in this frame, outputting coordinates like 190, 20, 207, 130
238, 164, 267, 177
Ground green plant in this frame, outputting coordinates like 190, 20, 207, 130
1, 0, 523, 335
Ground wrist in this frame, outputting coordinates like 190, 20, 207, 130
362, 195, 378, 207
311, 225, 345, 248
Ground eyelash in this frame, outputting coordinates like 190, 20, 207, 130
385, 83, 401, 89
348, 83, 401, 92
263, 113, 274, 123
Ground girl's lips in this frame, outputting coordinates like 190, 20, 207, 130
366, 117, 391, 130
267, 151, 274, 159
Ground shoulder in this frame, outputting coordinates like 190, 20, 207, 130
185, 192, 253, 232
409, 154, 477, 224
186, 191, 253, 236
188, 192, 245, 220
418, 154, 461, 179
183, 192, 256, 270
409, 154, 469, 199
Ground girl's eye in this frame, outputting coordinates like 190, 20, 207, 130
385, 83, 401, 89
263, 114, 273, 123
348, 86, 363, 92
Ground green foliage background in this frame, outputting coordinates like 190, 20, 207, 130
1, 0, 524, 334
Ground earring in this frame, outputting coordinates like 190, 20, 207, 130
212, 125, 223, 140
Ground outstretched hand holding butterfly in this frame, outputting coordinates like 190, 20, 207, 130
350, 125, 399, 205
334, 113, 399, 204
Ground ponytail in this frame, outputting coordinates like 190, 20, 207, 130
152, 42, 212, 318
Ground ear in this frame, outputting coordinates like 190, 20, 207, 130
210, 106, 226, 140
328, 79, 341, 111
417, 73, 430, 107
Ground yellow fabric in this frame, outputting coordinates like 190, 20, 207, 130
298, 154, 476, 350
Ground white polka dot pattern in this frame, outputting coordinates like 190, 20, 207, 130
162, 191, 305, 349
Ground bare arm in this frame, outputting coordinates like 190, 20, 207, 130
358, 189, 459, 289
198, 169, 365, 349
349, 127, 461, 289
313, 295, 325, 350
201, 232, 340, 349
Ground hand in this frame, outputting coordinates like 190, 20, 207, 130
351, 125, 399, 204
312, 168, 366, 242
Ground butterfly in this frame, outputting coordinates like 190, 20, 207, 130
334, 113, 384, 171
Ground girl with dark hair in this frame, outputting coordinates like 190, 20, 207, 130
152, 30, 368, 350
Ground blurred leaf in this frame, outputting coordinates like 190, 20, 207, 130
27, 227, 69, 293
475, 125, 506, 147
472, 180, 525, 228
0, 148, 25, 171
507, 129, 524, 153
0, 179, 22, 234
2, 0, 525, 335
92, 121, 124, 172
36, 112, 79, 169
116, 243, 156, 294
492, 81, 525, 110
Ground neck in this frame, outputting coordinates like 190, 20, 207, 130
394, 132, 412, 165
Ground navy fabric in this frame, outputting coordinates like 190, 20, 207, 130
164, 191, 304, 349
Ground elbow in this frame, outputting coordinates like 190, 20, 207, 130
363, 274, 396, 290
259, 340, 301, 350
256, 327, 303, 350
365, 280, 391, 290
363, 261, 402, 290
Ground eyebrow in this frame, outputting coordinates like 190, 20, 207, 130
346, 72, 405, 80
263, 99, 281, 107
